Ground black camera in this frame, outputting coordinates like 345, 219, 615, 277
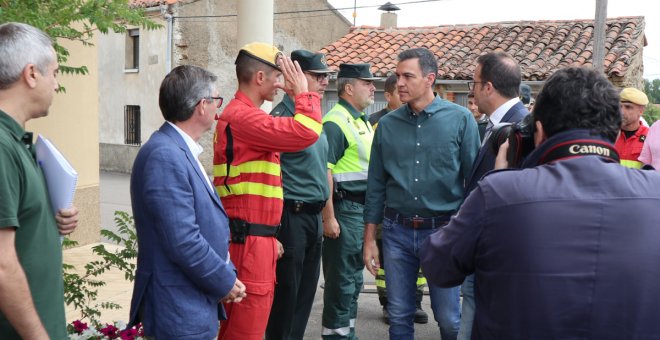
489, 114, 536, 168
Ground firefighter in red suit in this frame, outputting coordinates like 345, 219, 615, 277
615, 87, 649, 169
214, 42, 322, 340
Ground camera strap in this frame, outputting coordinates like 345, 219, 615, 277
538, 139, 619, 165
521, 129, 621, 168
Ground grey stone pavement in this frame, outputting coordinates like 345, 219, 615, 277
97, 171, 442, 339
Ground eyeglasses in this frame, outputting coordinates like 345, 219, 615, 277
306, 72, 330, 82
200, 96, 223, 108
467, 81, 485, 91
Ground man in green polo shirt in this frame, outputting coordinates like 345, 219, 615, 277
0, 22, 79, 339
321, 63, 376, 339
266, 49, 335, 340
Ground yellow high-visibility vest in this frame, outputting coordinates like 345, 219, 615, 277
323, 104, 374, 182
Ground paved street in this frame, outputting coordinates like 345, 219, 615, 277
87, 171, 442, 339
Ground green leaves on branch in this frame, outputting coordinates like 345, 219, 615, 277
0, 0, 162, 75
644, 105, 660, 125
63, 211, 138, 326
643, 79, 660, 125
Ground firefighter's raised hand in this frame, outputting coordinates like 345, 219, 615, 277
277, 55, 308, 97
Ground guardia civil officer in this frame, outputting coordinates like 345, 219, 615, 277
321, 63, 376, 339
266, 49, 335, 340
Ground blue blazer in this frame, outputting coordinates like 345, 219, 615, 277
465, 102, 529, 195
128, 123, 236, 339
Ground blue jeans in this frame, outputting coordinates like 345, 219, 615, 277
382, 217, 461, 340
458, 274, 475, 340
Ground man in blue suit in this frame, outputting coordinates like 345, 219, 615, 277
128, 65, 245, 339
459, 52, 529, 340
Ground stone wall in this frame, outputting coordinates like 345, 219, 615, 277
100, 143, 141, 174
68, 185, 101, 246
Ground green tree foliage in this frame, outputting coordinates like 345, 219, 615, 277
0, 0, 161, 77
643, 79, 660, 125
643, 78, 660, 104
644, 105, 660, 125
62, 211, 138, 325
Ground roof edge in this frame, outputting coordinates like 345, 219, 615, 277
349, 15, 645, 32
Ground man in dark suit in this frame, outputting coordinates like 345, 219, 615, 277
459, 52, 529, 340
128, 65, 245, 339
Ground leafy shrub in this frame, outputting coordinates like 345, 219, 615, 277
63, 211, 138, 329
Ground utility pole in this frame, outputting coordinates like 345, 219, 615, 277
593, 0, 608, 73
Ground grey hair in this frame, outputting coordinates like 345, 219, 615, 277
159, 65, 217, 122
0, 22, 55, 89
337, 77, 358, 97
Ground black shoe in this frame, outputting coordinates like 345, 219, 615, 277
414, 306, 428, 324
382, 306, 390, 324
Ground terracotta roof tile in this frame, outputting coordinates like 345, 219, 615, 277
320, 17, 645, 80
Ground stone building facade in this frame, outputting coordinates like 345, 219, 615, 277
99, 0, 351, 173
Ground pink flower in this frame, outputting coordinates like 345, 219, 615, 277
68, 320, 144, 339
72, 320, 88, 333
136, 323, 145, 337
119, 328, 138, 340
99, 323, 119, 337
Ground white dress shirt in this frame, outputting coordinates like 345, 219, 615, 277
482, 97, 521, 144
167, 122, 214, 191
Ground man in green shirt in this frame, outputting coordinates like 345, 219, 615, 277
363, 48, 479, 339
266, 50, 334, 340
321, 63, 376, 339
0, 22, 79, 339
368, 74, 429, 325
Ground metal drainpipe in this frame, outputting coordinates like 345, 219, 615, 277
158, 4, 173, 72
166, 14, 172, 71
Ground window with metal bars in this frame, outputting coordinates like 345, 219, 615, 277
124, 105, 141, 145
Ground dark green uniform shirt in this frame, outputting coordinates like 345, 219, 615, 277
271, 95, 330, 202
364, 96, 480, 223
0, 111, 66, 339
368, 107, 390, 127
323, 99, 369, 193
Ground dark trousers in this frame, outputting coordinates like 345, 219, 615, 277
266, 208, 323, 340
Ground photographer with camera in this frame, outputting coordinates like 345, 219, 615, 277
421, 66, 660, 339
459, 52, 529, 340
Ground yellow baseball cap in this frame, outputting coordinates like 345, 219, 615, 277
620, 87, 649, 106
236, 42, 283, 70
